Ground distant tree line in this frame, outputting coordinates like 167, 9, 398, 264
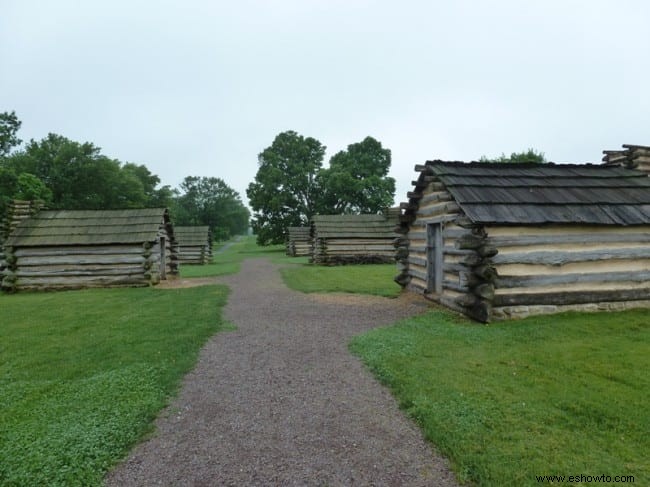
0, 111, 249, 240
247, 130, 396, 245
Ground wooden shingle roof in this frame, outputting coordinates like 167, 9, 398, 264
5, 208, 173, 246
174, 226, 211, 246
311, 213, 399, 238
415, 161, 650, 225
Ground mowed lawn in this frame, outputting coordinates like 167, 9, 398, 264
350, 308, 650, 486
0, 285, 229, 486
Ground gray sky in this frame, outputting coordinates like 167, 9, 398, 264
2, 0, 649, 207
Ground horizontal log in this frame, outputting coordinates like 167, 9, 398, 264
477, 244, 498, 258
492, 247, 650, 266
486, 232, 650, 247
417, 201, 461, 218
15, 266, 145, 277
17, 254, 148, 266
456, 233, 485, 250
410, 268, 429, 283
496, 270, 650, 288
408, 256, 427, 267
12, 245, 147, 257
473, 283, 495, 300
474, 264, 498, 281
443, 280, 470, 293
493, 288, 650, 307
420, 191, 452, 206
13, 275, 155, 287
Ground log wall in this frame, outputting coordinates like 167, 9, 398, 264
311, 213, 399, 265
1, 230, 178, 292
285, 227, 311, 257
396, 181, 494, 321
397, 179, 650, 322
487, 225, 650, 319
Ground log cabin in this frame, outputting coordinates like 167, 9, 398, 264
175, 226, 213, 265
311, 209, 400, 265
285, 226, 311, 257
395, 160, 650, 322
1, 207, 178, 292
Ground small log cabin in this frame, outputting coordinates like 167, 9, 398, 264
395, 160, 650, 322
311, 209, 400, 265
175, 226, 213, 265
285, 226, 311, 257
1, 207, 178, 292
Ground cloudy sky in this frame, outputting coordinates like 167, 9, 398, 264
2, 1, 649, 207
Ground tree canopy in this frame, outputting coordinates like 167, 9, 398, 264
247, 131, 396, 245
171, 176, 250, 241
316, 136, 395, 214
479, 148, 547, 163
247, 131, 326, 245
0, 111, 249, 241
0, 111, 22, 158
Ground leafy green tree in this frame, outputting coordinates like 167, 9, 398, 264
0, 111, 22, 157
247, 131, 326, 245
317, 136, 395, 214
479, 148, 547, 163
173, 176, 250, 240
2, 133, 172, 210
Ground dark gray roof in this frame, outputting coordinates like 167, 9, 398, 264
413, 161, 650, 225
5, 208, 173, 246
312, 213, 399, 238
174, 226, 211, 246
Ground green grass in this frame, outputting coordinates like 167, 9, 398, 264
281, 263, 401, 297
179, 236, 308, 278
0, 285, 230, 486
349, 309, 649, 486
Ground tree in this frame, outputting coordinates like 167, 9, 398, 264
247, 131, 326, 245
173, 176, 250, 240
479, 148, 547, 163
2, 133, 171, 210
317, 136, 395, 214
0, 111, 22, 157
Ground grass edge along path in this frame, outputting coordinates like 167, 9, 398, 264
0, 285, 229, 486
181, 236, 402, 298
349, 308, 649, 487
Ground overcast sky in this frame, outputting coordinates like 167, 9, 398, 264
2, 1, 649, 207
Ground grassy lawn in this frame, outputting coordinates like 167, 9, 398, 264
281, 263, 401, 297
0, 285, 229, 486
349, 308, 649, 486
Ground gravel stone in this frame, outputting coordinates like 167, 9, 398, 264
105, 258, 458, 486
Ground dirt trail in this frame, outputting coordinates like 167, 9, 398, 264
106, 258, 458, 486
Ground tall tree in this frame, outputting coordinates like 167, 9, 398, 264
247, 131, 326, 245
480, 148, 547, 163
317, 136, 395, 214
0, 111, 22, 157
173, 176, 250, 240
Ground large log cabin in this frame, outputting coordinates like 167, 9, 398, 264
1, 207, 178, 292
395, 160, 650, 322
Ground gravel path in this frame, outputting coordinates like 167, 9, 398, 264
106, 259, 458, 486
